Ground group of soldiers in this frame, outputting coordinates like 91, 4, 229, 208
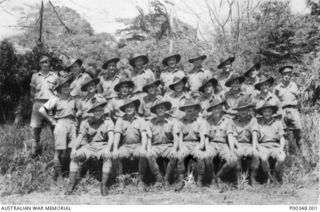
29, 51, 302, 196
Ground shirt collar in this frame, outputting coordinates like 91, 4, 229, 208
123, 114, 138, 121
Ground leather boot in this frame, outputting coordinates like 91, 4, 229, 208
174, 159, 185, 192
250, 155, 260, 186
196, 159, 205, 187
65, 171, 78, 195
100, 172, 110, 196
148, 157, 163, 187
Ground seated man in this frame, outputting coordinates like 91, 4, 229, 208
112, 98, 150, 191
65, 99, 114, 196
256, 100, 286, 184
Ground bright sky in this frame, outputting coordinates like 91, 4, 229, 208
0, 0, 310, 40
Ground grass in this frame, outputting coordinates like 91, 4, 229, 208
0, 112, 319, 204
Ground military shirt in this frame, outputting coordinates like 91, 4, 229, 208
228, 117, 259, 143
173, 117, 209, 142
257, 118, 285, 143
206, 115, 231, 143
138, 94, 162, 119
70, 72, 92, 97
164, 91, 191, 119
188, 68, 212, 92
43, 96, 76, 119
76, 93, 106, 118
115, 115, 148, 144
160, 68, 185, 92
108, 96, 130, 121
148, 116, 174, 145
130, 68, 155, 94
98, 74, 121, 99
30, 71, 59, 100
77, 118, 114, 145
273, 81, 299, 107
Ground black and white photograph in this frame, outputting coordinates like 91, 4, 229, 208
0, 0, 319, 207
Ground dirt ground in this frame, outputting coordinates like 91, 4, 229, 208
1, 181, 319, 205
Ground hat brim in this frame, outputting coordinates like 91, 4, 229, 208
169, 77, 187, 90
119, 99, 140, 112
142, 80, 161, 92
254, 77, 274, 90
66, 59, 83, 71
188, 55, 207, 63
87, 102, 108, 113
179, 103, 201, 112
40, 57, 50, 63
55, 77, 73, 91
81, 78, 100, 91
217, 57, 235, 69
234, 104, 254, 111
207, 101, 226, 112
244, 63, 261, 77
114, 80, 135, 92
279, 65, 293, 74
199, 78, 218, 93
129, 55, 149, 67
256, 105, 278, 115
102, 57, 120, 69
162, 54, 181, 66
225, 75, 246, 87
150, 101, 172, 114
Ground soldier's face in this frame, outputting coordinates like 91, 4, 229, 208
204, 83, 214, 94
184, 106, 198, 116
168, 57, 177, 68
211, 105, 223, 115
155, 104, 167, 116
260, 82, 270, 93
119, 84, 130, 96
125, 103, 136, 115
134, 58, 145, 69
60, 84, 70, 95
174, 81, 184, 92
92, 107, 104, 119
250, 69, 258, 78
107, 62, 117, 75
87, 82, 97, 94
70, 63, 81, 75
40, 60, 50, 70
222, 64, 232, 72
282, 72, 291, 81
262, 108, 273, 120
231, 80, 240, 91
193, 59, 202, 68
238, 108, 248, 119
147, 84, 157, 95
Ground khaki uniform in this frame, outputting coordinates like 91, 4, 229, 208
70, 72, 92, 98
77, 94, 106, 119
108, 96, 130, 121
173, 116, 210, 159
228, 117, 259, 157
224, 90, 247, 114
188, 68, 212, 94
198, 94, 223, 118
257, 118, 286, 161
164, 91, 191, 120
30, 71, 59, 128
147, 116, 175, 158
43, 96, 77, 150
98, 75, 121, 99
130, 68, 155, 96
138, 94, 162, 120
206, 115, 235, 162
114, 115, 149, 158
274, 82, 302, 130
72, 118, 114, 160
160, 68, 185, 93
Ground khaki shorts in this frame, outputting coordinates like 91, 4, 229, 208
150, 143, 174, 158
175, 141, 214, 159
30, 101, 50, 128
54, 118, 77, 150
118, 143, 144, 159
282, 107, 302, 130
258, 142, 286, 162
210, 142, 235, 163
73, 142, 110, 160
235, 143, 253, 158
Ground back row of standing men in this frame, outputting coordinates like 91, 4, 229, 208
29, 51, 302, 195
